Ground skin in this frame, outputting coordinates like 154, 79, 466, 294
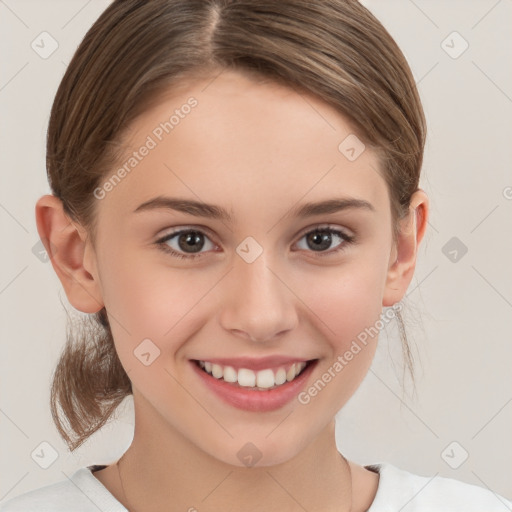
36, 69, 428, 512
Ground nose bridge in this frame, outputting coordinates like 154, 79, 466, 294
220, 244, 297, 342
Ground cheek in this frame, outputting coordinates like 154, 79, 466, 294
291, 262, 385, 413
100, 251, 218, 359
100, 229, 388, 365
296, 256, 387, 351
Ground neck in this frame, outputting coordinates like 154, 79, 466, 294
117, 393, 353, 512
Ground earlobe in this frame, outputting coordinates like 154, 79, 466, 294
35, 194, 104, 314
382, 189, 429, 307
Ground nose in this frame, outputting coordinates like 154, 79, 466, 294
219, 251, 298, 343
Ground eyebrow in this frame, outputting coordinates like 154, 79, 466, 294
133, 196, 375, 222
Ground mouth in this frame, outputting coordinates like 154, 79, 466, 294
190, 357, 318, 412
194, 359, 314, 390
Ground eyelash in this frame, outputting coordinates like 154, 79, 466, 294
155, 225, 356, 261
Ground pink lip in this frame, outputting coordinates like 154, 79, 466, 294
190, 359, 318, 412
192, 355, 311, 372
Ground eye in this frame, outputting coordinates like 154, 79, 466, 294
294, 225, 355, 257
156, 229, 216, 260
155, 225, 355, 260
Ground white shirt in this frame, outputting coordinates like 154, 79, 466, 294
1, 462, 511, 511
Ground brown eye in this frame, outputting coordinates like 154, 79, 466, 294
295, 226, 355, 256
156, 229, 215, 259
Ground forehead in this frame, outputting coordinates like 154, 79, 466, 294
99, 70, 389, 221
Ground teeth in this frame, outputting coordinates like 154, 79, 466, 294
223, 366, 237, 383
275, 368, 287, 385
238, 368, 256, 387
286, 364, 296, 382
256, 369, 275, 389
211, 364, 223, 379
197, 360, 309, 389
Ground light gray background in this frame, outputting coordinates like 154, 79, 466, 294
1, 0, 511, 504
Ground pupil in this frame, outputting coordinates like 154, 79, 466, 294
179, 232, 203, 253
309, 231, 331, 251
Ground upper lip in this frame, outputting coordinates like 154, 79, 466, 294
192, 356, 316, 371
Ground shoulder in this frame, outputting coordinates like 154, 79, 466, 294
0, 466, 125, 512
366, 462, 512, 511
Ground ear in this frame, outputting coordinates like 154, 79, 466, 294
35, 194, 104, 313
382, 189, 429, 307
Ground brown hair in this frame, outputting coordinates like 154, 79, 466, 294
46, 0, 426, 451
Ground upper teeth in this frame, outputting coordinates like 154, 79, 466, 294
198, 361, 308, 389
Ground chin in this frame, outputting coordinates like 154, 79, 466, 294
206, 432, 311, 470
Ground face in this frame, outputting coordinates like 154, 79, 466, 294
85, 69, 398, 467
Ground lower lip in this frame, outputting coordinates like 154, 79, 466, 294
191, 360, 317, 412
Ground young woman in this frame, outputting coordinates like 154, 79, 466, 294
1, 1, 510, 511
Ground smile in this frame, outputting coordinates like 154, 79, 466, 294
191, 357, 318, 412
196, 360, 309, 390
